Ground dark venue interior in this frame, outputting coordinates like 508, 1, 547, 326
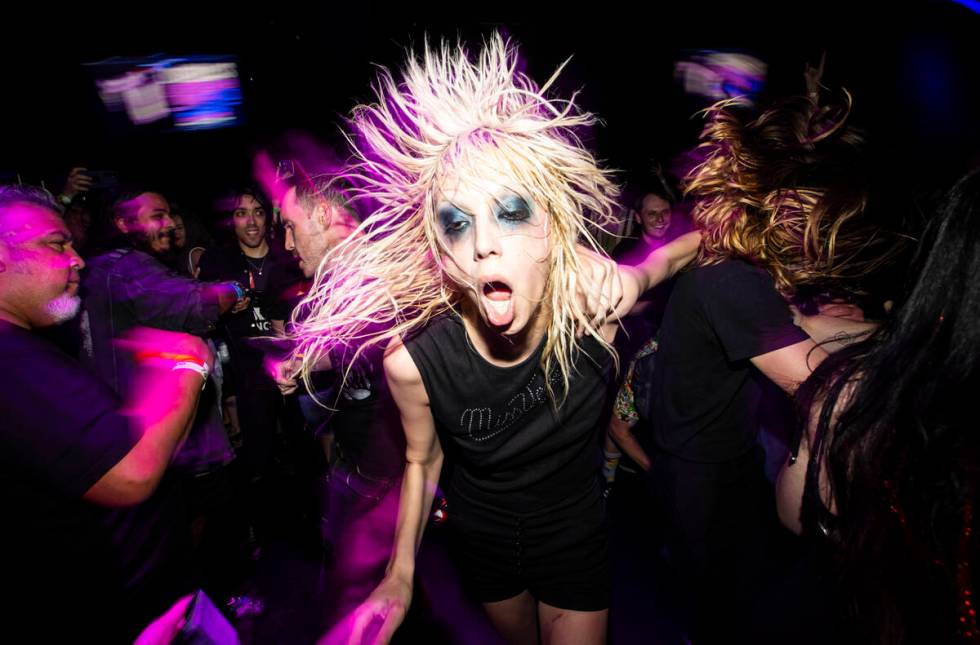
2, 2, 978, 644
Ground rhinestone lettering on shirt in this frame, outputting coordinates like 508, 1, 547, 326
458, 367, 562, 442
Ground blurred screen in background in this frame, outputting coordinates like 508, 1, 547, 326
86, 55, 244, 131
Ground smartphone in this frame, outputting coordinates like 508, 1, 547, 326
173, 590, 240, 645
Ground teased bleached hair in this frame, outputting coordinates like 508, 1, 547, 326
291, 32, 620, 403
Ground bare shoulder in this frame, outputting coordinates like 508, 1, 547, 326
384, 336, 428, 401
600, 317, 621, 345
383, 335, 436, 453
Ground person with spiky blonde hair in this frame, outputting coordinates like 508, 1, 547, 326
294, 34, 700, 644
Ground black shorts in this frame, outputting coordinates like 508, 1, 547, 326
447, 479, 609, 612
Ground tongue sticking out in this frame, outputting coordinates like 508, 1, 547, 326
482, 282, 515, 328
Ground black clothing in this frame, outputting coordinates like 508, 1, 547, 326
448, 478, 609, 610
321, 345, 405, 480
80, 247, 222, 394
197, 244, 299, 393
405, 313, 613, 513
80, 247, 233, 471
650, 259, 808, 643
652, 259, 808, 463
405, 313, 614, 609
0, 321, 188, 642
195, 244, 300, 485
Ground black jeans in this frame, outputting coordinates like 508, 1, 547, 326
651, 447, 773, 644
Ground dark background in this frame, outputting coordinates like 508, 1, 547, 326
2, 1, 978, 211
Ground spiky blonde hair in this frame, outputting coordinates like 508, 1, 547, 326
291, 33, 620, 403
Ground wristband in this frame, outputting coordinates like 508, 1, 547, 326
172, 360, 210, 390
135, 351, 207, 366
230, 282, 246, 301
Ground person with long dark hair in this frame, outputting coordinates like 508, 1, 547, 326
778, 169, 980, 644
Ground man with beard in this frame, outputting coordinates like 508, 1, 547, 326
79, 189, 248, 599
0, 185, 211, 641
81, 189, 244, 465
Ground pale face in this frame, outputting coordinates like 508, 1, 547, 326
281, 187, 357, 277
636, 193, 672, 238
0, 203, 84, 328
434, 174, 551, 337
231, 194, 267, 250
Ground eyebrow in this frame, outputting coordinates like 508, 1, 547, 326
436, 203, 472, 218
492, 193, 530, 211
438, 189, 528, 215
39, 229, 72, 242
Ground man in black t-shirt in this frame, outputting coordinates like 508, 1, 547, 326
198, 188, 302, 490
650, 90, 886, 643
653, 260, 811, 462
651, 259, 814, 643
0, 186, 211, 642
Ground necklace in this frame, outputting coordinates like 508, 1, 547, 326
244, 254, 267, 276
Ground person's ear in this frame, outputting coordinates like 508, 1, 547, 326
312, 204, 331, 231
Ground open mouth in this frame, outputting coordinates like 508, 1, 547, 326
480, 279, 515, 328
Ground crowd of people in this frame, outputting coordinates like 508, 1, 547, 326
1, 33, 977, 645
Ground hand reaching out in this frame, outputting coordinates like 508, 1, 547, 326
341, 576, 412, 645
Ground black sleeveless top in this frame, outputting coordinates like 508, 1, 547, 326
405, 313, 614, 512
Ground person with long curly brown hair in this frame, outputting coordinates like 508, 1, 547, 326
648, 89, 893, 642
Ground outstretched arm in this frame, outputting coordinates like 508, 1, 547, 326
576, 231, 702, 332
619, 231, 702, 313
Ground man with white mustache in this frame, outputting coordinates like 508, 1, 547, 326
0, 185, 211, 641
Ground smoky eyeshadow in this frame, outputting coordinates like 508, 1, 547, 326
437, 204, 472, 237
493, 194, 532, 223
